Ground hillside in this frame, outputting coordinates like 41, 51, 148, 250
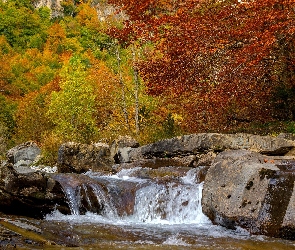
0, 0, 294, 163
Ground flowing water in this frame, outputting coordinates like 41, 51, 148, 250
3, 167, 295, 249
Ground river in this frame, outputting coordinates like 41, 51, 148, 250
1, 167, 295, 249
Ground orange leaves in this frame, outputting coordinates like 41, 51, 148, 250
76, 3, 101, 30
45, 23, 66, 54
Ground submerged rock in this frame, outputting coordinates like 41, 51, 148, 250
52, 173, 140, 217
202, 149, 295, 239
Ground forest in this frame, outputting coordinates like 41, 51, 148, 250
0, 0, 294, 163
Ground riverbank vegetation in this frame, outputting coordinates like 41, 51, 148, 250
0, 0, 294, 163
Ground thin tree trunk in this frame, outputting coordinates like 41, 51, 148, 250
132, 45, 140, 135
116, 43, 129, 129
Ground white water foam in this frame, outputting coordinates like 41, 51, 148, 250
46, 168, 252, 243
45, 169, 253, 246
45, 210, 114, 224
131, 181, 211, 225
115, 167, 143, 179
162, 234, 191, 246
85, 167, 148, 183
180, 168, 198, 184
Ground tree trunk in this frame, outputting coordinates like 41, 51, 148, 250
116, 44, 130, 129
132, 45, 140, 135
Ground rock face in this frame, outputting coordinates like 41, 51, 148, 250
0, 141, 67, 218
0, 162, 68, 218
282, 183, 295, 239
57, 142, 113, 173
118, 133, 295, 164
202, 149, 295, 239
33, 0, 63, 17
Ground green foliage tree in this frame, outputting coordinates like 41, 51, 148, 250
0, 121, 9, 159
47, 57, 98, 143
0, 0, 50, 51
0, 94, 17, 139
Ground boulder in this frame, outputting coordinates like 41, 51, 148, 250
0, 162, 68, 218
202, 149, 295, 238
57, 142, 113, 173
281, 182, 295, 239
6, 141, 41, 167
117, 133, 295, 163
110, 136, 139, 163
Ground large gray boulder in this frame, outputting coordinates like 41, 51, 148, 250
202, 149, 295, 239
6, 141, 41, 168
117, 133, 295, 163
57, 142, 113, 173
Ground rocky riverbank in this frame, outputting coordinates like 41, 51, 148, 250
1, 133, 295, 242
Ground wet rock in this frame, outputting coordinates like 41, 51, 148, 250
98, 178, 138, 217
57, 142, 113, 173
112, 164, 206, 184
55, 174, 109, 215
0, 162, 68, 218
281, 185, 295, 239
194, 165, 210, 183
117, 133, 295, 163
53, 173, 138, 217
112, 156, 196, 173
202, 149, 295, 238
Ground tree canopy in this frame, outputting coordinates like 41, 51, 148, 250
0, 0, 295, 162
109, 0, 295, 131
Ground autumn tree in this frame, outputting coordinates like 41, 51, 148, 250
109, 0, 295, 133
47, 56, 99, 143
0, 0, 50, 50
14, 77, 60, 144
0, 94, 16, 138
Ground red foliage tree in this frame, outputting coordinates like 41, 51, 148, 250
109, 0, 295, 132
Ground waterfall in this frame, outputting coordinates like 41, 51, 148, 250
62, 183, 80, 215
53, 168, 210, 225
52, 174, 118, 218
44, 169, 265, 249
131, 177, 210, 224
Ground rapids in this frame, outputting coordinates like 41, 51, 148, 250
41, 167, 295, 249
1, 167, 295, 249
